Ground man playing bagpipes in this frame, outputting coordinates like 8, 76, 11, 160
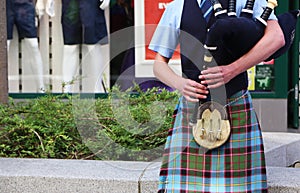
192, 0, 299, 150
148, 0, 292, 192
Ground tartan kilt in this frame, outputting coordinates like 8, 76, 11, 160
158, 90, 268, 193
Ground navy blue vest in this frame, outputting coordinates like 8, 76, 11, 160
179, 0, 248, 98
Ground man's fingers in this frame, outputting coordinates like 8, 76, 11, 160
183, 90, 208, 99
200, 77, 225, 88
201, 66, 221, 74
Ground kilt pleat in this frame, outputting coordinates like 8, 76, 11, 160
158, 90, 268, 193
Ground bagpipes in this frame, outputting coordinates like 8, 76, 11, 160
192, 0, 299, 150
204, 0, 300, 65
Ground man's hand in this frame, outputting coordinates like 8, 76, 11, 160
176, 77, 209, 102
153, 53, 208, 102
199, 65, 236, 89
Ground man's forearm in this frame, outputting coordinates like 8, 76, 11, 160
230, 20, 285, 77
153, 55, 183, 90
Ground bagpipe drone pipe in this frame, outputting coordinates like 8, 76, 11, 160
203, 0, 300, 66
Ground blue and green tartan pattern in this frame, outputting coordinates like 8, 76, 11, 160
158, 90, 268, 193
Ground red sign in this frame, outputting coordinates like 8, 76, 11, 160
144, 0, 180, 60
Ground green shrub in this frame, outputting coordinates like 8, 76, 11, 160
0, 86, 179, 161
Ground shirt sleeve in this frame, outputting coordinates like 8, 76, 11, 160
148, 1, 181, 59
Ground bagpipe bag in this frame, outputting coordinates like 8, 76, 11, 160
204, 0, 300, 66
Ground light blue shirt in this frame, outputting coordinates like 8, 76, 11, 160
149, 0, 277, 59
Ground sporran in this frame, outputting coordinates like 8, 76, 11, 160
192, 101, 231, 149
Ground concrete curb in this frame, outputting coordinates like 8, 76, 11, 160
262, 132, 300, 167
0, 159, 148, 193
0, 132, 300, 193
